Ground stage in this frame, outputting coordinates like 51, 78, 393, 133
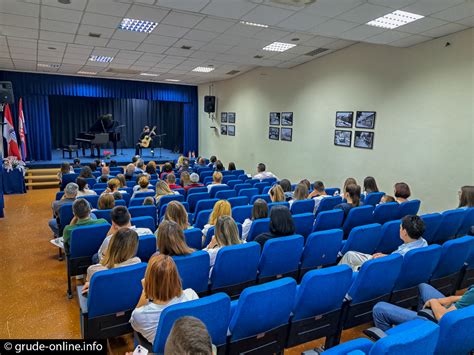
26, 148, 180, 169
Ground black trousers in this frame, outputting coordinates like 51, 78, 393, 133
136, 140, 154, 155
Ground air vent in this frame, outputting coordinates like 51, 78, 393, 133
270, 0, 316, 7
105, 68, 141, 75
226, 70, 240, 75
254, 55, 264, 59
305, 48, 329, 56
181, 45, 192, 50
89, 32, 101, 38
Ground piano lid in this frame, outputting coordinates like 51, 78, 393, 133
88, 114, 117, 133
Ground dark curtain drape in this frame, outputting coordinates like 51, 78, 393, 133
0, 71, 198, 161
48, 96, 183, 151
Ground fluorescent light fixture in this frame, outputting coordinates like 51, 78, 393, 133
192, 66, 215, 73
89, 55, 114, 63
165, 79, 181, 82
367, 10, 424, 29
240, 21, 269, 28
37, 63, 60, 68
140, 73, 159, 77
119, 18, 158, 33
77, 71, 97, 75
262, 42, 296, 52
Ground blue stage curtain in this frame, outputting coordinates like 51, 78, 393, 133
0, 71, 198, 160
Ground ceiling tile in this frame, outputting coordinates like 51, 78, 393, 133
277, 12, 329, 32
200, 1, 258, 20
304, 0, 366, 17
115, 50, 144, 60
62, 57, 88, 65
136, 43, 169, 54
65, 44, 93, 54
199, 42, 234, 53
365, 30, 411, 44
241, 5, 294, 26
0, 13, 39, 29
7, 37, 38, 49
389, 34, 433, 47
192, 50, 219, 59
397, 17, 448, 34
77, 25, 116, 39
421, 23, 468, 38
153, 24, 190, 38
337, 3, 393, 23
125, 5, 169, 23
144, 34, 178, 46
155, 0, 210, 13
279, 32, 316, 43
308, 19, 359, 36
91, 47, 119, 56
173, 38, 207, 50
339, 24, 386, 41
456, 16, 474, 27
184, 29, 219, 42
301, 35, 338, 47
194, 17, 235, 33
430, 2, 474, 22
164, 47, 195, 57
42, 0, 88, 11
41, 19, 79, 34
222, 23, 262, 37
0, 26, 38, 39
0, 1, 39, 17
74, 35, 110, 47
111, 29, 148, 42
85, 0, 131, 17
366, 0, 417, 9
81, 13, 122, 29
324, 39, 356, 50
252, 28, 289, 41
161, 11, 204, 28
401, 0, 466, 16
41, 6, 83, 23
107, 39, 140, 50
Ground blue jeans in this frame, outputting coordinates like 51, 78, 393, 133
49, 218, 59, 237
373, 283, 445, 331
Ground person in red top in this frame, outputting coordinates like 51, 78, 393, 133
166, 174, 181, 190
183, 173, 204, 192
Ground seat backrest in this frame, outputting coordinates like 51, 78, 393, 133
290, 199, 315, 215
158, 202, 190, 220
420, 213, 443, 244
136, 234, 157, 262
313, 209, 344, 232
268, 201, 290, 211
234, 183, 252, 194
433, 209, 468, 244
293, 213, 315, 238
194, 198, 219, 216
55, 191, 65, 200
293, 265, 352, 321
210, 242, 260, 289
215, 189, 237, 200
157, 194, 184, 210
398, 199, 421, 219
173, 250, 210, 294
222, 175, 237, 184
134, 191, 155, 199
126, 181, 136, 188
174, 188, 185, 196
193, 209, 213, 230
375, 219, 403, 254
301, 229, 344, 269
341, 223, 382, 255
186, 192, 210, 212
87, 262, 147, 318
131, 216, 156, 232
114, 199, 127, 207
364, 192, 385, 206
70, 223, 111, 257
233, 170, 245, 177
393, 245, 442, 291
129, 197, 155, 207
246, 179, 260, 186
348, 253, 403, 304
204, 223, 243, 248
94, 183, 107, 189
228, 196, 249, 208
250, 194, 271, 205
228, 278, 296, 341
262, 186, 272, 194
238, 174, 249, 182
153, 293, 231, 353
342, 205, 375, 236
128, 205, 157, 226
238, 188, 259, 200
184, 228, 204, 250
315, 196, 342, 214
186, 187, 208, 196
457, 207, 474, 236
247, 218, 270, 242
232, 205, 253, 224
58, 203, 74, 231
227, 180, 243, 189
373, 202, 400, 225
435, 304, 474, 355
60, 173, 79, 190
431, 235, 473, 279
209, 184, 231, 198
258, 235, 304, 278
78, 194, 99, 208
324, 188, 340, 196
199, 170, 214, 182
254, 182, 271, 194
93, 209, 112, 224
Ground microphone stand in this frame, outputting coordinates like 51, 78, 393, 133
156, 133, 167, 158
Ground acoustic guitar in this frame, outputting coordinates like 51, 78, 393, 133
140, 126, 156, 148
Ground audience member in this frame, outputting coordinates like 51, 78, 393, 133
146, 161, 157, 175
207, 172, 226, 193
339, 215, 427, 271
308, 181, 329, 211
394, 182, 411, 203
196, 157, 207, 168
254, 163, 278, 180
135, 159, 146, 174
97, 175, 108, 183
82, 228, 141, 294
458, 185, 474, 208
163, 201, 190, 230
208, 156, 217, 168
109, 160, 118, 168
334, 184, 362, 219
215, 160, 224, 171
72, 158, 81, 168
289, 183, 309, 207
143, 197, 154, 206
96, 166, 112, 182
105, 178, 120, 194
164, 316, 213, 355
242, 199, 268, 241
155, 180, 178, 202
57, 162, 73, 183
340, 177, 357, 196
49, 182, 78, 237
380, 194, 396, 203
124, 164, 135, 181
160, 162, 173, 179
89, 161, 98, 172
178, 160, 190, 174
299, 179, 311, 191
76, 177, 97, 197
279, 179, 293, 201
116, 174, 126, 188
166, 174, 181, 190
155, 220, 194, 256
130, 255, 199, 344
269, 184, 285, 203
79, 166, 93, 179
97, 194, 115, 210
228, 162, 236, 171
363, 176, 379, 195
184, 173, 204, 192
202, 200, 231, 236
132, 155, 139, 165
112, 191, 123, 201
255, 205, 295, 248
132, 176, 154, 198
180, 171, 191, 187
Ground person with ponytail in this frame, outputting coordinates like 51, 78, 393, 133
333, 184, 362, 220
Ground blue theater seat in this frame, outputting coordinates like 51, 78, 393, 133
173, 251, 210, 296
421, 213, 443, 244
290, 199, 315, 215
249, 194, 271, 204
373, 202, 399, 225
227, 196, 249, 208
315, 196, 342, 215
193, 209, 213, 230
247, 218, 270, 242
232, 205, 253, 224
375, 220, 403, 254
398, 199, 421, 219
340, 223, 382, 255
432, 209, 467, 244
184, 228, 204, 250
136, 234, 156, 262
293, 213, 315, 238
312, 209, 344, 232
363, 192, 385, 206
215, 189, 236, 200
186, 192, 210, 213
342, 205, 374, 237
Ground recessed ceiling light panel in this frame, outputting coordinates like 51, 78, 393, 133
37, 63, 60, 68
77, 71, 97, 75
192, 66, 215, 73
89, 55, 114, 63
262, 42, 296, 52
140, 73, 159, 77
165, 79, 181, 82
119, 18, 158, 33
240, 21, 269, 28
367, 10, 424, 29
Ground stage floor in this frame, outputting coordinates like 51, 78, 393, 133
27, 148, 180, 169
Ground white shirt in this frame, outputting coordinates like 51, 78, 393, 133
77, 189, 97, 197
203, 247, 223, 277
97, 227, 153, 262
242, 218, 253, 241
253, 171, 278, 181
202, 224, 213, 239
130, 289, 199, 344
313, 195, 330, 213
207, 183, 227, 193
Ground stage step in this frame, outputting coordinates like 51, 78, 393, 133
25, 181, 59, 187
25, 168, 59, 190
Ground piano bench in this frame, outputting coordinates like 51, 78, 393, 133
62, 145, 79, 159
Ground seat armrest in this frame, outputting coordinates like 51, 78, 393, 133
322, 338, 373, 354
417, 309, 438, 323
77, 286, 88, 314
363, 327, 387, 341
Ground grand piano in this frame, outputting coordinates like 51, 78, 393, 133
76, 114, 121, 157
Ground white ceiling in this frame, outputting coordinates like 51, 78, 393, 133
0, 0, 472, 85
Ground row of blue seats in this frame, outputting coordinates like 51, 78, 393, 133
77, 235, 474, 353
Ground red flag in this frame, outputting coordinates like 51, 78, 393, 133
2, 104, 21, 160
18, 98, 27, 161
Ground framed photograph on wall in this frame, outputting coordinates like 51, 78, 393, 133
220, 112, 227, 123
281, 112, 293, 126
334, 130, 352, 147
269, 127, 279, 140
221, 125, 227, 135
281, 127, 293, 142
355, 111, 376, 129
354, 130, 374, 149
269, 112, 280, 125
227, 112, 236, 123
335, 111, 354, 128
228, 125, 235, 136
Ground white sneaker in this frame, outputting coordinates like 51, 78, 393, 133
50, 237, 64, 249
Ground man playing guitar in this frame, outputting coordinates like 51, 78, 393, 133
135, 126, 156, 155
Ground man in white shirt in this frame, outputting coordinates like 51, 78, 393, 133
94, 206, 153, 263
309, 181, 330, 213
253, 163, 278, 181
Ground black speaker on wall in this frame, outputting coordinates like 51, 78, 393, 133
0, 81, 14, 104
204, 95, 216, 113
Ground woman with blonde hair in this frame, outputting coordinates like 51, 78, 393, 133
204, 216, 241, 272
97, 193, 115, 210
115, 174, 126, 188
206, 171, 227, 193
289, 183, 309, 207
341, 177, 357, 196
132, 176, 154, 198
105, 178, 120, 194
180, 171, 191, 187
155, 180, 178, 202
130, 254, 198, 343
164, 201, 190, 230
202, 200, 231, 236
82, 228, 141, 294
155, 220, 194, 256
269, 184, 285, 203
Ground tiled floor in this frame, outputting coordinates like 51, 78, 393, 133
0, 188, 367, 354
